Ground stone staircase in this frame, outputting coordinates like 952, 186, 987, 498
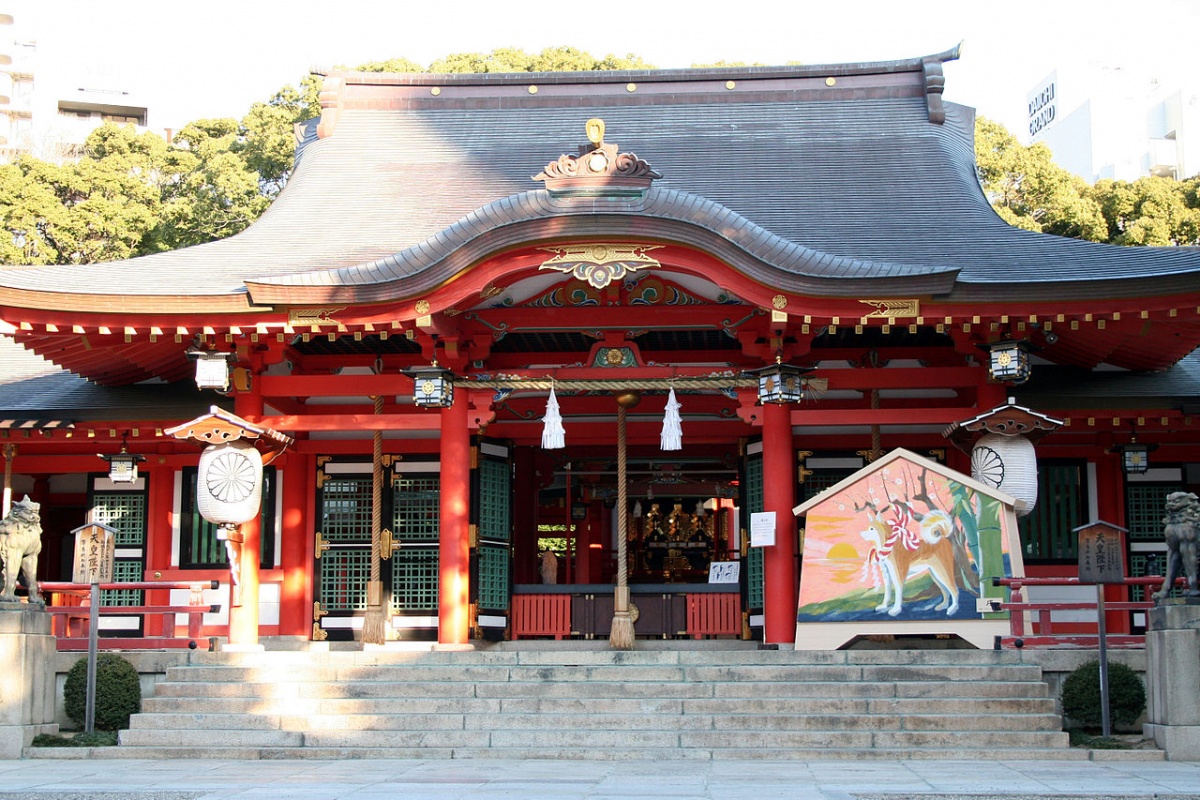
79, 645, 1086, 760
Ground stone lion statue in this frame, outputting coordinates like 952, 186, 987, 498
0, 495, 43, 603
1153, 491, 1200, 602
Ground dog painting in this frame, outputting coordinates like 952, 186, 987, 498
860, 506, 964, 617
0, 495, 43, 603
795, 449, 1021, 625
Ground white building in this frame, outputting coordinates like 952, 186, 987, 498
0, 9, 153, 163
1027, 64, 1199, 183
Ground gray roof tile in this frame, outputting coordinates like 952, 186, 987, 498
2, 57, 1198, 308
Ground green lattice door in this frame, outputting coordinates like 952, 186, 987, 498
89, 474, 149, 637
313, 457, 445, 639
1126, 478, 1185, 609
389, 460, 441, 636
472, 441, 512, 638
741, 442, 764, 634
314, 464, 377, 641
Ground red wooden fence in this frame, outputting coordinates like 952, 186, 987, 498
685, 593, 742, 639
39, 581, 219, 651
510, 594, 572, 640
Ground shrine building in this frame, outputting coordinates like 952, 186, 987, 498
3, 46, 1200, 649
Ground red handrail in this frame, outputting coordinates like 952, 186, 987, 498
990, 575, 1181, 649
37, 581, 220, 651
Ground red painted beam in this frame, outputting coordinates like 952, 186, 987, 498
256, 414, 441, 432
789, 407, 981, 426
821, 367, 981, 389
259, 374, 413, 397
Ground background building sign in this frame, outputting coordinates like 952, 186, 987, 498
1028, 71, 1058, 140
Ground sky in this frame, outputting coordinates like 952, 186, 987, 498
9, 0, 1199, 141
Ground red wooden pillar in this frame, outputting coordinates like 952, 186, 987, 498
1096, 450, 1131, 634
762, 402, 797, 645
229, 390, 263, 648
278, 452, 310, 636
143, 463, 174, 636
439, 393, 471, 645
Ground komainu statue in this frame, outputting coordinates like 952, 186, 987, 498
1153, 491, 1200, 602
0, 495, 43, 603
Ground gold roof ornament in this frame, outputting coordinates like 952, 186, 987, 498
533, 119, 661, 197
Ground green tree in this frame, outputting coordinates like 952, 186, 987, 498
427, 46, 654, 74
1091, 176, 1200, 246
974, 116, 1108, 241
153, 118, 271, 250
0, 157, 71, 264
237, 76, 323, 197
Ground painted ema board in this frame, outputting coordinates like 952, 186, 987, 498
792, 449, 1026, 649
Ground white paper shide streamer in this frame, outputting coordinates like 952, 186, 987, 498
660, 388, 682, 450
541, 386, 565, 449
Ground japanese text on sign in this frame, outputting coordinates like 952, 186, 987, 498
1078, 525, 1124, 584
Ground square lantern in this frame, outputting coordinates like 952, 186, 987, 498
1121, 443, 1150, 474
987, 340, 1032, 384
187, 348, 235, 392
1118, 439, 1158, 475
405, 363, 455, 408
750, 359, 809, 405
97, 440, 146, 483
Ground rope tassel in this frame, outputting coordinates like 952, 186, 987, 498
660, 388, 682, 451
541, 386, 565, 449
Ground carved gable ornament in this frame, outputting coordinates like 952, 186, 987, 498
533, 118, 662, 197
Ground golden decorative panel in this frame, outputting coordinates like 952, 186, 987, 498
858, 299, 920, 318
538, 244, 663, 290
288, 308, 343, 326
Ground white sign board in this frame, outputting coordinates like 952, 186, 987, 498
708, 561, 741, 584
750, 511, 776, 547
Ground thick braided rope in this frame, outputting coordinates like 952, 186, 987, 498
617, 405, 628, 590
370, 395, 383, 584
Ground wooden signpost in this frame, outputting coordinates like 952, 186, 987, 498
71, 522, 117, 735
1076, 521, 1128, 737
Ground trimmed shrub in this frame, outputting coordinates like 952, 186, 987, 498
63, 653, 142, 731
31, 730, 118, 747
1061, 659, 1146, 731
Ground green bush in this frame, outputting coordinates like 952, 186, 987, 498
63, 653, 142, 731
31, 730, 118, 747
1061, 659, 1146, 731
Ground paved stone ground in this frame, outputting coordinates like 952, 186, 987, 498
0, 758, 1199, 800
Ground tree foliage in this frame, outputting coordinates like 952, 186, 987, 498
2, 52, 1197, 267
975, 116, 1200, 246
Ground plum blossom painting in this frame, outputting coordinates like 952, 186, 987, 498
794, 449, 1024, 639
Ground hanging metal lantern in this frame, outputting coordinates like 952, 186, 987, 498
987, 340, 1032, 384
187, 348, 236, 392
972, 432, 1038, 517
196, 439, 264, 526
405, 362, 455, 408
749, 357, 809, 404
97, 434, 146, 483
1120, 442, 1151, 474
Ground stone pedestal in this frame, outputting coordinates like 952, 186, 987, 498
0, 604, 59, 756
1144, 601, 1200, 760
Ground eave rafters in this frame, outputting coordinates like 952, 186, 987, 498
8, 274, 1200, 385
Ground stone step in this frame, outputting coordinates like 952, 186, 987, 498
105, 648, 1085, 761
26, 743, 1101, 762
181, 648, 1030, 667
160, 662, 1046, 685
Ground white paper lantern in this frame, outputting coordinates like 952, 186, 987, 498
971, 433, 1038, 517
196, 439, 263, 526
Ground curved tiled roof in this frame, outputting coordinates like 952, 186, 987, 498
2, 53, 1200, 311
